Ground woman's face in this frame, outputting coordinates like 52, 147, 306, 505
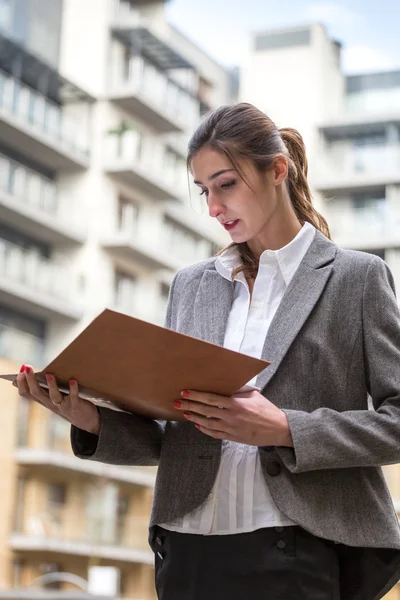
191, 147, 286, 247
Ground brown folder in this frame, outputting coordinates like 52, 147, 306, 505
0, 309, 270, 421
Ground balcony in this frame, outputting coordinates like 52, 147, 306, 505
325, 203, 400, 250
0, 69, 90, 170
110, 55, 198, 133
0, 325, 44, 366
15, 447, 156, 488
112, 3, 193, 71
313, 144, 400, 192
103, 220, 183, 272
104, 130, 187, 201
0, 154, 85, 245
0, 239, 82, 320
10, 502, 153, 564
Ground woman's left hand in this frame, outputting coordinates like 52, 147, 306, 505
174, 390, 293, 447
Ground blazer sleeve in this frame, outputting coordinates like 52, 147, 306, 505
70, 272, 181, 466
275, 256, 400, 473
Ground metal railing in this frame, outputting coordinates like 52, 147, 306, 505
322, 144, 400, 177
0, 152, 58, 214
17, 502, 150, 552
112, 54, 199, 127
327, 204, 400, 241
0, 69, 89, 160
106, 130, 187, 191
0, 238, 79, 303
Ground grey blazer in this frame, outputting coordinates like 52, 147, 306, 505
72, 231, 400, 600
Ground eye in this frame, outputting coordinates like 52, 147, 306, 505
199, 189, 208, 197
221, 180, 236, 189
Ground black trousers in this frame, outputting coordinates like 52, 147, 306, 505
154, 525, 341, 600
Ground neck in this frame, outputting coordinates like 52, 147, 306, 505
247, 207, 303, 259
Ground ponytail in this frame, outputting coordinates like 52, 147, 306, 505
279, 128, 331, 240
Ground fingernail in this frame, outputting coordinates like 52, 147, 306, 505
195, 424, 201, 429
45, 374, 53, 382
174, 401, 182, 409
183, 413, 191, 419
181, 391, 190, 398
12, 380, 17, 387
25, 366, 31, 374
20, 365, 25, 373
69, 380, 76, 386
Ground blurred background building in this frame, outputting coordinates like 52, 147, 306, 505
0, 2, 399, 599
0, 0, 232, 597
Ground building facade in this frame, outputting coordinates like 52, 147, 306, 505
241, 22, 400, 600
0, 0, 232, 596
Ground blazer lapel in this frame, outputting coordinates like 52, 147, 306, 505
193, 269, 234, 345
256, 232, 337, 390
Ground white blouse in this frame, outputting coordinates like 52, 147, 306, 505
160, 222, 316, 535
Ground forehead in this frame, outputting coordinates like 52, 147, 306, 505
191, 147, 233, 180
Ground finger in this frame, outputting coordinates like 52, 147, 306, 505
186, 413, 234, 431
194, 424, 229, 439
67, 379, 80, 409
177, 401, 227, 420
44, 374, 65, 405
16, 369, 30, 397
181, 390, 230, 409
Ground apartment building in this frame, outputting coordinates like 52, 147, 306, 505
241, 22, 400, 600
0, 0, 232, 596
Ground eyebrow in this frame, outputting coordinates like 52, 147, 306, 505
193, 168, 236, 185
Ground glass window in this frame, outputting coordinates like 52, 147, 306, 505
16, 397, 30, 447
48, 482, 66, 506
48, 413, 70, 452
0, 0, 13, 31
115, 271, 136, 314
118, 196, 139, 233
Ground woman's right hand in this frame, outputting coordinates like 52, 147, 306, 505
14, 365, 101, 435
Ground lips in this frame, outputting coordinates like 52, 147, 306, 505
223, 219, 239, 231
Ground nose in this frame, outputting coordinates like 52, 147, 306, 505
207, 193, 224, 219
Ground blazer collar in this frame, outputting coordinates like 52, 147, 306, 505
193, 231, 337, 389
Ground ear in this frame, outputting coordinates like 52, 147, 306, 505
272, 156, 289, 186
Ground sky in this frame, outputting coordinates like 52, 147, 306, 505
166, 0, 400, 74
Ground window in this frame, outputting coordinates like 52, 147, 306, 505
13, 476, 26, 532
118, 196, 139, 234
16, 397, 30, 447
115, 270, 136, 315
0, 0, 13, 31
12, 558, 25, 588
48, 412, 70, 452
48, 482, 66, 505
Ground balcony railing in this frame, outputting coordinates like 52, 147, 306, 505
0, 324, 44, 365
314, 144, 400, 190
105, 130, 187, 200
0, 69, 89, 162
0, 238, 80, 306
0, 153, 57, 213
111, 55, 199, 131
14, 501, 151, 556
326, 204, 400, 248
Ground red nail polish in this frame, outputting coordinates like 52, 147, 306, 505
70, 380, 76, 386
20, 365, 25, 373
174, 401, 182, 408
181, 391, 190, 398
45, 374, 53, 382
25, 366, 31, 374
195, 424, 201, 429
183, 413, 191, 419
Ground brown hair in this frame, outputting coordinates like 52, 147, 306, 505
187, 102, 330, 280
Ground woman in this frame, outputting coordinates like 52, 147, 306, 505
15, 103, 400, 600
